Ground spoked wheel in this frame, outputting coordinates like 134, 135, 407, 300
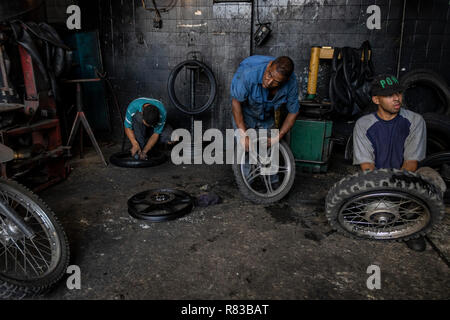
326, 169, 446, 241
128, 189, 194, 222
0, 179, 69, 299
232, 139, 296, 204
338, 191, 430, 239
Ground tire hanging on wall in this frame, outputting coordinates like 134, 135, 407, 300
325, 169, 446, 241
167, 59, 217, 115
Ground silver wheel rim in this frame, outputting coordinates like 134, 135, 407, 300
240, 140, 293, 198
338, 192, 431, 239
0, 183, 61, 281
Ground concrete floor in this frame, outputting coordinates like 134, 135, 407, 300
35, 144, 450, 300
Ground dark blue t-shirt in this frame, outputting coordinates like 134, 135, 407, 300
353, 109, 426, 169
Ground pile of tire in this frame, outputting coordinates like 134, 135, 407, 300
401, 69, 450, 116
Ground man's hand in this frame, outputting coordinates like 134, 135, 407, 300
267, 135, 280, 147
139, 151, 148, 160
360, 162, 375, 171
240, 135, 250, 152
401, 160, 418, 172
131, 143, 141, 157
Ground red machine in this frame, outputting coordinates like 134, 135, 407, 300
0, 24, 69, 191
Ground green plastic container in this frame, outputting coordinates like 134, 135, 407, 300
290, 119, 333, 173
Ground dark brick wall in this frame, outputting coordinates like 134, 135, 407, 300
96, 0, 252, 139
46, 0, 450, 139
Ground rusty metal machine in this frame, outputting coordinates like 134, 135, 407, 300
0, 17, 71, 191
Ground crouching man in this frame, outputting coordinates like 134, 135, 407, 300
124, 97, 172, 160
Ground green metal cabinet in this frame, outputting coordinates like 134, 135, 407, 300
290, 119, 333, 173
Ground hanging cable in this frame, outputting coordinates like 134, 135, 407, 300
141, 0, 177, 13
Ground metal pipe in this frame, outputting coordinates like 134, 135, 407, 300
396, 0, 407, 78
0, 45, 13, 95
250, 0, 255, 55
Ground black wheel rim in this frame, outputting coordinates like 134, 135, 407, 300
127, 189, 194, 222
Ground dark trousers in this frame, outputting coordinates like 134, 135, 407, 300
131, 112, 173, 149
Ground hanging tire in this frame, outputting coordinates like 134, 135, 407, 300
325, 169, 445, 241
109, 150, 167, 168
0, 178, 70, 299
232, 139, 296, 204
423, 113, 450, 154
167, 59, 217, 115
401, 70, 450, 115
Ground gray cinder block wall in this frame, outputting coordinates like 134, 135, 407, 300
46, 0, 450, 139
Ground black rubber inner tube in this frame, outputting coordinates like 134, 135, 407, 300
109, 150, 167, 168
167, 59, 217, 115
329, 41, 375, 117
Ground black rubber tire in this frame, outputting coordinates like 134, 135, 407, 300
419, 151, 450, 203
401, 70, 450, 115
0, 179, 70, 300
167, 60, 217, 115
422, 113, 450, 154
232, 140, 296, 204
419, 151, 450, 168
109, 151, 167, 168
127, 189, 194, 222
325, 169, 446, 241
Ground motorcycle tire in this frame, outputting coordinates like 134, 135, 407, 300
325, 169, 445, 241
0, 179, 70, 299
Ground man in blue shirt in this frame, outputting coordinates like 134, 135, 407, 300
353, 74, 428, 251
124, 98, 168, 160
231, 55, 300, 149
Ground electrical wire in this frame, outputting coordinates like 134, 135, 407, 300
141, 0, 177, 13
256, 0, 261, 25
